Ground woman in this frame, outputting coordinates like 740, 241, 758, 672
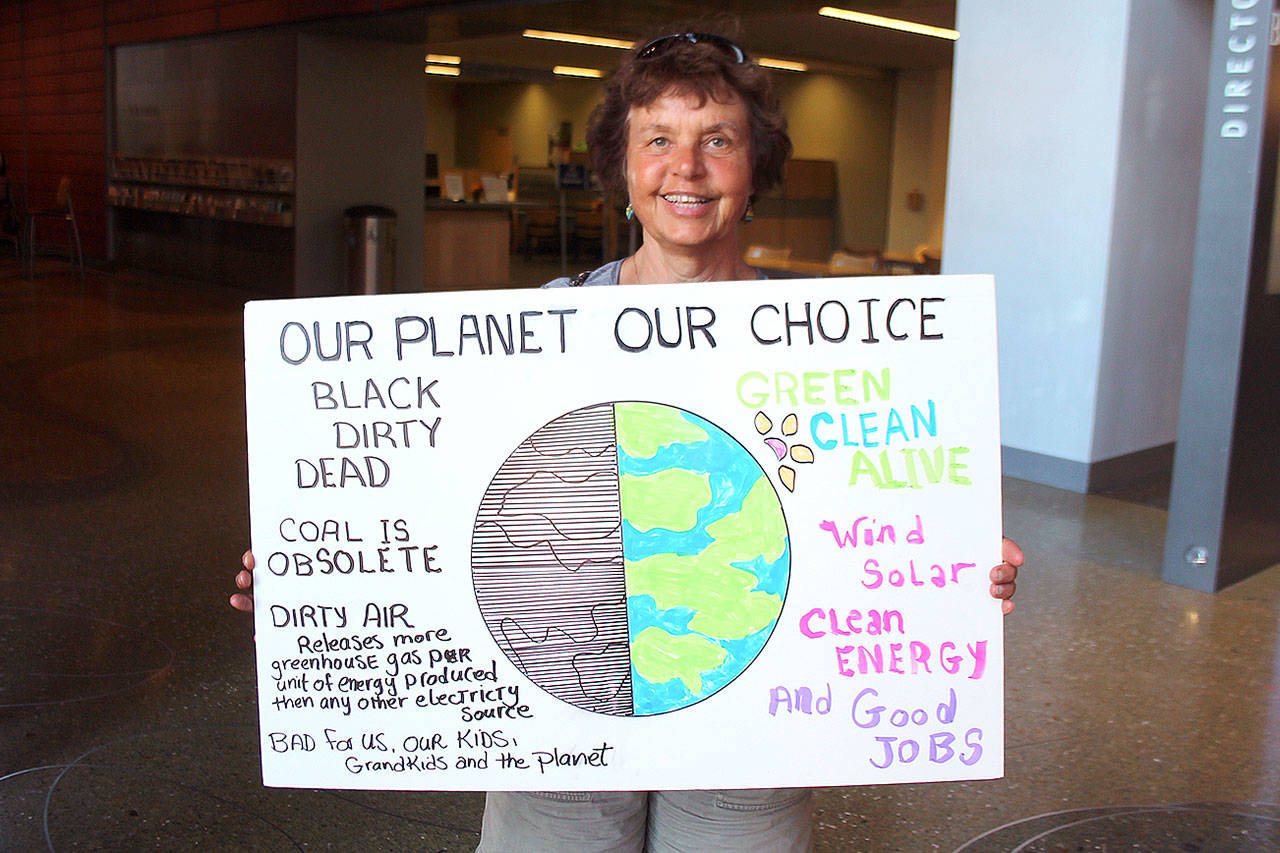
235, 28, 1022, 852
549, 30, 784, 290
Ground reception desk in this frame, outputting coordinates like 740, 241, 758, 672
423, 200, 522, 291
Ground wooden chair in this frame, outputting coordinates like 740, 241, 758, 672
910, 243, 942, 273
27, 176, 84, 280
524, 208, 559, 260
571, 208, 603, 262
744, 244, 791, 269
918, 248, 942, 274
827, 250, 880, 276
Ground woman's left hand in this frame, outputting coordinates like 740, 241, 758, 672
990, 537, 1022, 615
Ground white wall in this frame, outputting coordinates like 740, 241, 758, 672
945, 0, 1209, 487
450, 78, 601, 169
296, 36, 426, 295
777, 72, 895, 250
425, 79, 457, 169
886, 68, 951, 256
1093, 0, 1209, 460
945, 0, 1132, 469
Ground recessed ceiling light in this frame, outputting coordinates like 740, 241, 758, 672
425, 64, 461, 76
524, 29, 635, 50
425, 53, 461, 65
553, 65, 604, 78
758, 58, 808, 72
818, 7, 959, 41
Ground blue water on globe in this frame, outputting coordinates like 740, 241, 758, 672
618, 407, 789, 715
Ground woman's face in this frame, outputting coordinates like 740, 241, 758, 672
624, 89, 753, 257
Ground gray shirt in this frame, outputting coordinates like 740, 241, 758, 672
543, 258, 766, 288
542, 259, 624, 289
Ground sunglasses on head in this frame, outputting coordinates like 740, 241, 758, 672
636, 32, 750, 64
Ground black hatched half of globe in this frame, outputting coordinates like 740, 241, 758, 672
472, 403, 634, 715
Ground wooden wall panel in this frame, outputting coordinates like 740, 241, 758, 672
26, 70, 101, 96
26, 89, 104, 115
106, 12, 222, 45
18, 132, 102, 154
24, 107, 95, 142
26, 151, 101, 175
107, 0, 222, 25
25, 48, 101, 76
382, 0, 455, 9
4, 0, 442, 264
217, 0, 378, 33
24, 9, 100, 39
11, 1, 106, 255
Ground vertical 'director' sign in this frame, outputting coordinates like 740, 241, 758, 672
244, 275, 1005, 791
1163, 0, 1273, 590
1219, 0, 1269, 139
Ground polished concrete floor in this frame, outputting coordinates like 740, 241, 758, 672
3, 263, 1280, 851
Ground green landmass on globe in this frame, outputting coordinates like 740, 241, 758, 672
620, 468, 710, 533
616, 402, 789, 711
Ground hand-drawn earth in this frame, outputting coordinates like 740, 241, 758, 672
472, 402, 790, 716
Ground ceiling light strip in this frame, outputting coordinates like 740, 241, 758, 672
758, 57, 807, 72
426, 53, 461, 64
522, 30, 806, 73
818, 7, 959, 41
524, 29, 635, 50
425, 65, 461, 76
553, 65, 603, 78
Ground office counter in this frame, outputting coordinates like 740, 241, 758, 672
423, 200, 529, 291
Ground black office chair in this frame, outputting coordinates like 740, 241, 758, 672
27, 175, 84, 280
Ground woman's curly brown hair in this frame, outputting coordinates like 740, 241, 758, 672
585, 28, 792, 199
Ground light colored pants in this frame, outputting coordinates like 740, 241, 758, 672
477, 788, 813, 852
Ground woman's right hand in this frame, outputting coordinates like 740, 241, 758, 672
230, 549, 255, 612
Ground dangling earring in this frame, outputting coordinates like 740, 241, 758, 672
742, 201, 754, 223
625, 202, 635, 221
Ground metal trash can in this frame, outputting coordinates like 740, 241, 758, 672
344, 205, 396, 294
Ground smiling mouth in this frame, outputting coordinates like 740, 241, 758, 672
661, 193, 713, 207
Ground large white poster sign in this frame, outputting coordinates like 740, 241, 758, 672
245, 275, 1003, 791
